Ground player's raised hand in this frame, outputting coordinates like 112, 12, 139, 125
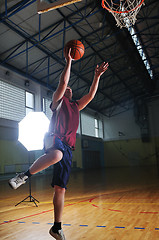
64, 46, 73, 62
95, 62, 109, 77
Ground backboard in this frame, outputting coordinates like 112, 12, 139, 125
37, 0, 82, 14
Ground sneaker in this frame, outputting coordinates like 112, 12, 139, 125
49, 227, 66, 240
8, 173, 28, 190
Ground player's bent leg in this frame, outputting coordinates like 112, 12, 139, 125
8, 150, 63, 190
29, 149, 63, 175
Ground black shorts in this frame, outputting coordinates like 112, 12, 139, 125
51, 136, 72, 189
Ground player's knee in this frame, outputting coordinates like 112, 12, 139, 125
54, 185, 65, 195
50, 149, 63, 164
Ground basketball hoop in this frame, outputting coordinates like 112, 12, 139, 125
102, 0, 145, 28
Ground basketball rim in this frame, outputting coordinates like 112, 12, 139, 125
101, 0, 145, 14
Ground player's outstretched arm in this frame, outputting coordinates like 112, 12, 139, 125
51, 47, 73, 110
77, 62, 109, 111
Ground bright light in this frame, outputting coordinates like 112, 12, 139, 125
18, 112, 50, 151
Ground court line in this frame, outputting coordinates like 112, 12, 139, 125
115, 226, 125, 229
1, 195, 159, 226
0, 209, 53, 225
65, 202, 159, 205
88, 196, 159, 214
63, 224, 71, 226
5, 221, 159, 231
0, 201, 87, 225
134, 227, 145, 230
108, 209, 122, 212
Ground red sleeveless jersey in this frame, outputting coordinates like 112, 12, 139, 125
49, 96, 79, 149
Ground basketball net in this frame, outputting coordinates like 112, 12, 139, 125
102, 0, 145, 28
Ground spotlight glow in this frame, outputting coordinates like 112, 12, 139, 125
18, 112, 50, 151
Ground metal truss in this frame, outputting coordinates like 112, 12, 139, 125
0, 0, 158, 117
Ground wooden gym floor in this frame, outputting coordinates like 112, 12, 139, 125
0, 166, 159, 240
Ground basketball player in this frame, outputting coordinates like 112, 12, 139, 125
9, 47, 109, 240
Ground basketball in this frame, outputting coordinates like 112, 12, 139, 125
64, 40, 85, 60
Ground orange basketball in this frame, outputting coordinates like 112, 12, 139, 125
65, 40, 85, 60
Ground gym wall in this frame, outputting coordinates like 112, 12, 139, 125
0, 66, 159, 174
103, 101, 159, 168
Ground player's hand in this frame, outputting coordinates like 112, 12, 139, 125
95, 62, 109, 77
64, 46, 73, 62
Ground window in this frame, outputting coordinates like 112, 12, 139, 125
129, 27, 153, 79
95, 118, 99, 137
42, 97, 52, 120
0, 80, 25, 121
81, 112, 95, 137
95, 117, 103, 138
42, 98, 46, 113
76, 116, 81, 134
25, 91, 34, 115
81, 112, 103, 138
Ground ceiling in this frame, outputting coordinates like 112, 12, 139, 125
0, 0, 159, 117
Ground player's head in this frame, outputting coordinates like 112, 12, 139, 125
64, 86, 72, 100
